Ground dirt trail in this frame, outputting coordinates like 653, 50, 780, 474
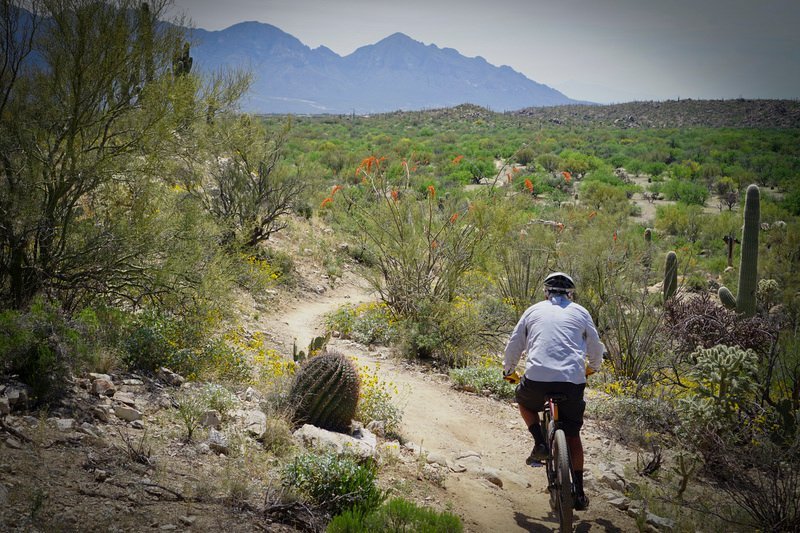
275, 284, 639, 532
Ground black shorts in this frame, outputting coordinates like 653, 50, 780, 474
516, 378, 586, 437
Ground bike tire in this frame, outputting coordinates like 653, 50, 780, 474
553, 428, 574, 533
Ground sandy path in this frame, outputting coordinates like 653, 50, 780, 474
272, 284, 639, 532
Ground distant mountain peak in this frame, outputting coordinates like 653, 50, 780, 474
189, 20, 578, 113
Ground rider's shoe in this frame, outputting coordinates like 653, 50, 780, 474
574, 493, 589, 511
525, 443, 548, 465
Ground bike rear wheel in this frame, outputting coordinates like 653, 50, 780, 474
553, 428, 573, 533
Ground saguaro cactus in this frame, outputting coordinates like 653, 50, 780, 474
718, 184, 760, 316
664, 251, 678, 301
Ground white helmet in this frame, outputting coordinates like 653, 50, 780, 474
544, 272, 576, 294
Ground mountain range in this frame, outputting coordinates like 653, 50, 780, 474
188, 21, 581, 115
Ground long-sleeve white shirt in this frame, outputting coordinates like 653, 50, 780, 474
504, 294, 605, 384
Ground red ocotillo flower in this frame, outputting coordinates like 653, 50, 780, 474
391, 189, 399, 201
588, 211, 597, 220
524, 179, 533, 193
452, 155, 464, 164
320, 197, 333, 208
449, 213, 459, 223
331, 185, 342, 196
562, 171, 572, 183
612, 231, 618, 242
427, 185, 436, 199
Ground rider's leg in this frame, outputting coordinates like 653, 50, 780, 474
567, 433, 587, 506
566, 434, 583, 471
520, 403, 545, 446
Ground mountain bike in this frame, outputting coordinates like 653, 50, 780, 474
504, 366, 596, 533
540, 391, 574, 533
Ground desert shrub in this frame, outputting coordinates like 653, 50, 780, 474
261, 415, 295, 456
355, 363, 404, 436
326, 302, 397, 346
449, 364, 516, 399
174, 388, 205, 441
0, 298, 97, 404
198, 383, 238, 419
702, 426, 800, 531
329, 497, 463, 532
281, 451, 385, 517
330, 156, 489, 363
661, 179, 709, 206
662, 293, 773, 360
586, 391, 676, 442
655, 203, 705, 241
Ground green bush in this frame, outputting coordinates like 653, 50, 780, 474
0, 298, 96, 404
449, 365, 516, 399
326, 303, 397, 346
281, 451, 385, 517
328, 497, 463, 532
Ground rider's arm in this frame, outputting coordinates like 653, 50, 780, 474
584, 318, 604, 372
503, 313, 528, 375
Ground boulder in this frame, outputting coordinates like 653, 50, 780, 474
208, 429, 229, 455
114, 405, 142, 422
292, 424, 377, 459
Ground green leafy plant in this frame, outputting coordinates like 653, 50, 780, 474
328, 497, 463, 532
449, 362, 516, 399
281, 451, 385, 517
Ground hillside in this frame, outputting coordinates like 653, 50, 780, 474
379, 99, 800, 129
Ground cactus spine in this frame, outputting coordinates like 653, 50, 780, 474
664, 251, 678, 301
718, 184, 759, 316
289, 350, 360, 433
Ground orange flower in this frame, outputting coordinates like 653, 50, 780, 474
431, 240, 438, 249
427, 185, 436, 199
391, 189, 399, 201
320, 197, 333, 208
562, 171, 572, 182
331, 185, 342, 196
524, 179, 533, 193
588, 211, 597, 220
512, 166, 521, 174
449, 213, 459, 223
452, 155, 464, 164
612, 231, 617, 242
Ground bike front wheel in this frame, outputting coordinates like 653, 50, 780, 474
553, 428, 574, 533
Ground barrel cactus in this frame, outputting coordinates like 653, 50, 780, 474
718, 184, 760, 316
289, 350, 360, 433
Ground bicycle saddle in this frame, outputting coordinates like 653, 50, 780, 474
544, 392, 569, 402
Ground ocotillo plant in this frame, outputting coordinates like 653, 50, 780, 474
664, 251, 678, 302
718, 184, 760, 316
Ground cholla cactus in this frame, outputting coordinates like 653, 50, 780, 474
678, 345, 758, 433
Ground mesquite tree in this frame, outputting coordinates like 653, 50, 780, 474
0, 1, 246, 309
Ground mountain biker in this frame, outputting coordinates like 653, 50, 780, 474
503, 272, 604, 511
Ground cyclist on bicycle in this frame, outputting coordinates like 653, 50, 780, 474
503, 272, 604, 510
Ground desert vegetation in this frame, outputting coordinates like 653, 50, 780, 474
2, 1, 800, 531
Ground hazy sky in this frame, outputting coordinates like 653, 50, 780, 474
168, 0, 800, 104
